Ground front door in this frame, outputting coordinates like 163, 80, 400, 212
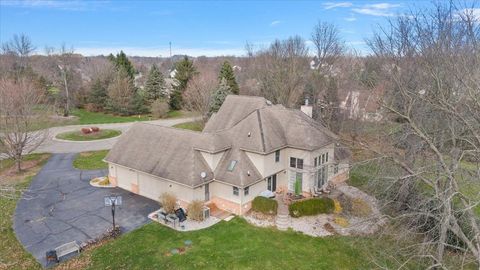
205, 183, 210, 201
289, 171, 303, 194
267, 174, 277, 192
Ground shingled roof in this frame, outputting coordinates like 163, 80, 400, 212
106, 95, 337, 187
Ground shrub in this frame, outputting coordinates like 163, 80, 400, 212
151, 99, 169, 118
159, 192, 177, 214
91, 127, 100, 132
288, 197, 335, 218
351, 198, 372, 217
333, 199, 342, 214
334, 216, 349, 227
251, 196, 278, 215
81, 128, 92, 134
188, 200, 204, 221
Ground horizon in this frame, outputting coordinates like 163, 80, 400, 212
0, 1, 477, 57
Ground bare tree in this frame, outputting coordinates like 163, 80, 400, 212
0, 77, 51, 172
311, 21, 345, 69
354, 2, 480, 268
1, 34, 36, 71
183, 71, 216, 122
249, 36, 309, 107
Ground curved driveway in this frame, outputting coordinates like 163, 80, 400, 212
14, 153, 159, 267
35, 117, 196, 153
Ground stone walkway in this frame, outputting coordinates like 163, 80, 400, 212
275, 194, 290, 230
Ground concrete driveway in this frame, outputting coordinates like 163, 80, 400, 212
13, 153, 159, 267
35, 117, 196, 153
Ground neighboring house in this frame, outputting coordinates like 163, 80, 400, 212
105, 95, 350, 215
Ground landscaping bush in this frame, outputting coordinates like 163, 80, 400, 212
81, 127, 92, 134
187, 200, 204, 221
159, 193, 177, 214
251, 196, 278, 215
289, 197, 335, 218
151, 99, 169, 118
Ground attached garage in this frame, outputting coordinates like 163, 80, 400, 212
116, 166, 137, 190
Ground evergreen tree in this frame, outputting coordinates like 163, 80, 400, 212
88, 79, 108, 110
144, 64, 166, 103
108, 51, 136, 79
209, 78, 231, 115
169, 56, 197, 109
218, 61, 239, 94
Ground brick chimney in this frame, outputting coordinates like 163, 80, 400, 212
300, 98, 312, 117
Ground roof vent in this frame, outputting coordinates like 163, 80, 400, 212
247, 132, 251, 137
247, 170, 251, 176
200, 172, 207, 179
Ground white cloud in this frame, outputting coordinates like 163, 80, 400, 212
345, 16, 356, 21
270, 20, 281, 26
73, 46, 246, 57
322, 2, 353, 10
456, 8, 480, 21
352, 2, 402, 17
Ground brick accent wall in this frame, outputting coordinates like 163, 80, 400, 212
131, 183, 139, 194
109, 176, 117, 186
211, 196, 242, 215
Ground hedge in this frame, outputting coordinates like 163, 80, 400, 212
289, 197, 335, 218
251, 196, 278, 215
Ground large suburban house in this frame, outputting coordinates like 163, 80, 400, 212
105, 95, 349, 215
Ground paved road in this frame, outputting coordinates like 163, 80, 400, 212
34, 117, 196, 154
13, 153, 159, 267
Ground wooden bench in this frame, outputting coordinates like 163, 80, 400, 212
55, 241, 80, 261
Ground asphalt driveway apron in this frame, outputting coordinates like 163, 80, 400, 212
13, 153, 159, 267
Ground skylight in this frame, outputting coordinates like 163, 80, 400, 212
227, 160, 238, 171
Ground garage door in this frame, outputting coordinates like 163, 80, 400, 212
139, 176, 163, 201
116, 167, 136, 190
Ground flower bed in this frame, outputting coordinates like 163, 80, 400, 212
289, 197, 335, 218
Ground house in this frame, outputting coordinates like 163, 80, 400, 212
105, 95, 349, 215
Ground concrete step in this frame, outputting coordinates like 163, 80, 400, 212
275, 214, 291, 230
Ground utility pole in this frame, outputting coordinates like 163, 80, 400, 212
169, 41, 172, 67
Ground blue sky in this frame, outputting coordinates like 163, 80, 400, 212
0, 1, 448, 57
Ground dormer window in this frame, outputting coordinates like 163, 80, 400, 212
275, 150, 280, 162
227, 160, 238, 171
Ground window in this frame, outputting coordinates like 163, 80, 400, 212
321, 154, 325, 164
334, 164, 339, 174
290, 157, 296, 168
314, 157, 318, 167
244, 186, 249, 196
290, 157, 304, 169
233, 186, 239, 196
267, 174, 277, 191
326, 152, 329, 163
227, 160, 238, 171
316, 166, 328, 188
275, 150, 280, 162
297, 158, 303, 169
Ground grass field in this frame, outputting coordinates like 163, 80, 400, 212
0, 154, 50, 270
172, 121, 204, 132
56, 129, 121, 141
70, 109, 193, 125
65, 218, 397, 270
72, 150, 109, 170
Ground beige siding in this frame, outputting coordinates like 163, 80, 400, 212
245, 150, 284, 178
242, 180, 266, 203
200, 151, 226, 171
116, 166, 137, 190
210, 181, 241, 204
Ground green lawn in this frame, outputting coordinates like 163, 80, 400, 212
70, 109, 193, 125
172, 121, 204, 132
73, 150, 109, 170
0, 154, 50, 270
56, 129, 121, 141
82, 218, 390, 270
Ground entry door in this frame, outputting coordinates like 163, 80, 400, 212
205, 183, 210, 201
267, 174, 277, 192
